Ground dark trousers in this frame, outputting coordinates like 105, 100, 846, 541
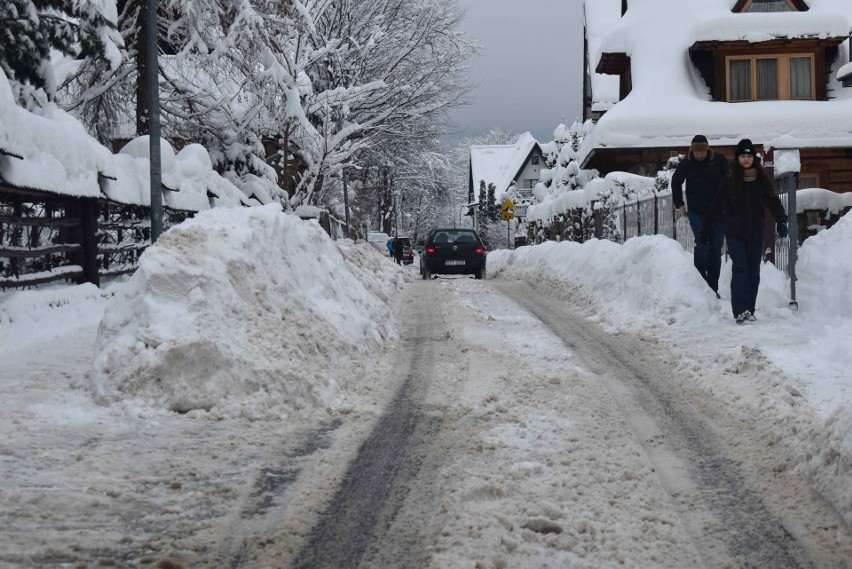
725, 235, 763, 318
687, 212, 724, 292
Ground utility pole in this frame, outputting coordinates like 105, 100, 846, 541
342, 169, 351, 237
146, 0, 163, 242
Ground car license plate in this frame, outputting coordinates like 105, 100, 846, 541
445, 260, 465, 266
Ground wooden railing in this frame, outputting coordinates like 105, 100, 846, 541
3, 181, 362, 290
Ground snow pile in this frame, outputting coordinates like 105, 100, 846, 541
0, 284, 111, 357
92, 204, 404, 420
798, 212, 852, 318
492, 236, 718, 328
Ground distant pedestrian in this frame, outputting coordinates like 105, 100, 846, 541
392, 236, 404, 265
386, 238, 394, 258
672, 134, 730, 298
701, 139, 788, 324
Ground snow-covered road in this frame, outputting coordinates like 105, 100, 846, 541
2, 270, 851, 568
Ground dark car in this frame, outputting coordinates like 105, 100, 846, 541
397, 237, 414, 265
420, 228, 487, 280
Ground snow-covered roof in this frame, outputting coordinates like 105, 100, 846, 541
584, 0, 622, 112
581, 0, 852, 160
469, 132, 540, 197
691, 10, 850, 44
0, 68, 260, 210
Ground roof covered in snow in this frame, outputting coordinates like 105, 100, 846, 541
469, 132, 541, 197
581, 0, 852, 160
584, 0, 623, 112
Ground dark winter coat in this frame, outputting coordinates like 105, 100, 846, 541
703, 173, 787, 241
671, 151, 729, 214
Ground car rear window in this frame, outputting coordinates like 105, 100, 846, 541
432, 231, 479, 244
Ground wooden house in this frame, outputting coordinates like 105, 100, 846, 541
582, 0, 852, 194
468, 133, 545, 220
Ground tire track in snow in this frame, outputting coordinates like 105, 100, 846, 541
496, 279, 814, 569
291, 285, 443, 568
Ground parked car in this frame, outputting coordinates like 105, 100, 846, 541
367, 231, 391, 257
396, 236, 414, 265
420, 228, 487, 280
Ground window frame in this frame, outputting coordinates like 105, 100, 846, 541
798, 173, 820, 189
741, 0, 797, 12
726, 53, 815, 102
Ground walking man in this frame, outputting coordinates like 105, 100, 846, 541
672, 135, 729, 297
392, 236, 404, 265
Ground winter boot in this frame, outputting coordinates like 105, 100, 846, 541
735, 311, 752, 324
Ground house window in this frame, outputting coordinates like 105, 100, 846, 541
727, 54, 815, 101
744, 0, 796, 12
531, 155, 539, 165
523, 179, 538, 189
799, 173, 819, 189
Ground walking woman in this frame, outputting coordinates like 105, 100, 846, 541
701, 139, 789, 324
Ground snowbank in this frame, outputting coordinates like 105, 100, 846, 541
92, 204, 404, 420
0, 283, 110, 357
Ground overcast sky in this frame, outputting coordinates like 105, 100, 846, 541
445, 0, 585, 144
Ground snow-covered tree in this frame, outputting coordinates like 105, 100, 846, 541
533, 119, 595, 205
57, 0, 474, 210
1, 0, 123, 108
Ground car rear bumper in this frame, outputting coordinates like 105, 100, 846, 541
423, 258, 485, 274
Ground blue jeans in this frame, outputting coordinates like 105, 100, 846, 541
725, 235, 763, 318
687, 212, 724, 292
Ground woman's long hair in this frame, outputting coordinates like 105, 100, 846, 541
730, 155, 775, 195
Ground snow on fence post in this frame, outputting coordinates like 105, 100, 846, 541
593, 200, 603, 239
653, 194, 659, 235
776, 172, 799, 310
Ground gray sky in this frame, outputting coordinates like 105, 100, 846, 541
445, 0, 585, 144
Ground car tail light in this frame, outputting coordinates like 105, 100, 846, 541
426, 246, 436, 255
475, 247, 485, 254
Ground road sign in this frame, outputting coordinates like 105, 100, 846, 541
500, 199, 515, 221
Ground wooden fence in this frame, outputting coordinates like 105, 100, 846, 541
1, 182, 359, 290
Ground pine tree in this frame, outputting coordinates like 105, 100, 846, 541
528, 120, 599, 243
486, 183, 498, 222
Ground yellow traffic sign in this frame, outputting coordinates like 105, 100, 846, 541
500, 198, 515, 220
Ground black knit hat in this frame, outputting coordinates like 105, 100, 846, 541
735, 138, 757, 158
